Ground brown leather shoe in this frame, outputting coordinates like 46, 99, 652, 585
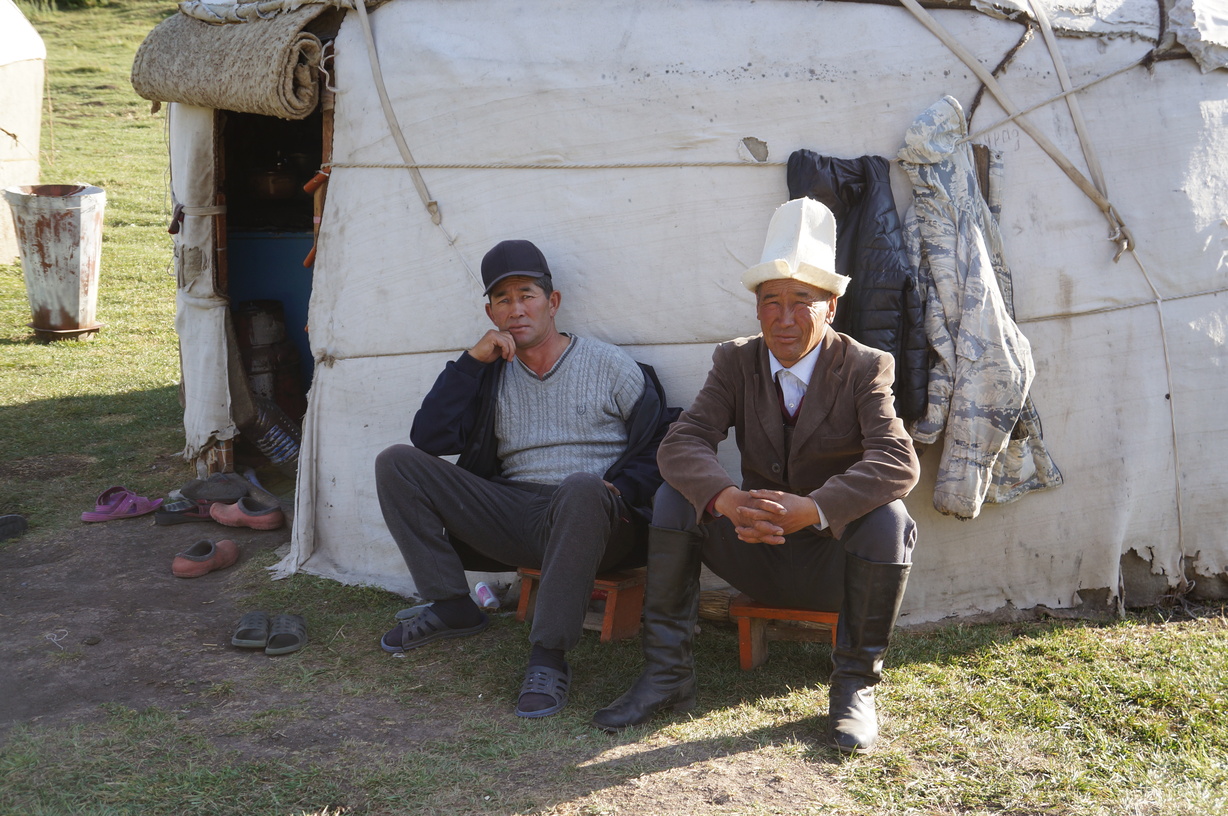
172, 539, 239, 578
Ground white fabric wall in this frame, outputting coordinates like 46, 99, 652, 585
169, 104, 236, 464
0, 0, 45, 67
0, 0, 45, 264
268, 0, 1228, 623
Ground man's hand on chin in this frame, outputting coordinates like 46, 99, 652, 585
468, 329, 517, 363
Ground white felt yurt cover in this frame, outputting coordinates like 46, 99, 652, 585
166, 0, 1228, 624
0, 0, 46, 264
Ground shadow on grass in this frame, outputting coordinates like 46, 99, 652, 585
0, 386, 189, 532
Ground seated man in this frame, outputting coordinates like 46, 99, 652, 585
375, 239, 673, 719
593, 198, 920, 753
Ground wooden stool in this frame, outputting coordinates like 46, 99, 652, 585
515, 567, 646, 643
728, 592, 839, 670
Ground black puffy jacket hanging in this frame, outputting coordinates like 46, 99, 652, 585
787, 149, 927, 421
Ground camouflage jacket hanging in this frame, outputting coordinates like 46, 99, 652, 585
897, 95, 1063, 520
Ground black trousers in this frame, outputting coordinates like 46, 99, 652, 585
375, 444, 637, 650
652, 483, 915, 612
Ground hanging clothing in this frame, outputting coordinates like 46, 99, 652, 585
897, 95, 1062, 519
787, 150, 928, 422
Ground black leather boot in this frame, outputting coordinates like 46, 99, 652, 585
591, 526, 701, 731
828, 554, 911, 754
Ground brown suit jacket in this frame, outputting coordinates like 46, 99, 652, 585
658, 326, 920, 538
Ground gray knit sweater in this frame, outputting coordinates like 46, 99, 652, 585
495, 335, 645, 485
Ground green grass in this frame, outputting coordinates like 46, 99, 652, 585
1, 0, 188, 529
2, 3, 1228, 815
3, 571, 1225, 815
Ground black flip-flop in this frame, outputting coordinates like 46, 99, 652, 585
266, 614, 308, 656
0, 514, 28, 542
231, 611, 271, 648
516, 664, 571, 718
380, 607, 489, 653
154, 498, 215, 525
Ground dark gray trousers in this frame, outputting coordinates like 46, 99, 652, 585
652, 483, 916, 612
375, 444, 636, 650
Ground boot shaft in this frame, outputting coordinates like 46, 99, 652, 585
640, 525, 703, 673
831, 555, 911, 684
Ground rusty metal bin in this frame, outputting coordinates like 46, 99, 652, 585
3, 184, 106, 340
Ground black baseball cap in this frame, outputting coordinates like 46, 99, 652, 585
481, 239, 552, 295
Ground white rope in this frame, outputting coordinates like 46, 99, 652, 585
961, 57, 1146, 144
1022, 0, 1188, 594
1123, 246, 1189, 594
352, 0, 438, 225
1017, 286, 1228, 324
351, 0, 480, 286
897, 0, 1134, 258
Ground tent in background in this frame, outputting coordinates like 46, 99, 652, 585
0, 0, 45, 264
132, 0, 1228, 625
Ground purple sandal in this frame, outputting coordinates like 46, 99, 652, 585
81, 486, 162, 522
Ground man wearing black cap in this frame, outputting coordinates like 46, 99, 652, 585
375, 239, 675, 719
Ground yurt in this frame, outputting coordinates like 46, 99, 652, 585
132, 0, 1228, 624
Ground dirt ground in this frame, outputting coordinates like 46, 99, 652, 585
0, 514, 859, 815
0, 517, 294, 732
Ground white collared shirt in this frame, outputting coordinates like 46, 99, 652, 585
768, 343, 821, 417
767, 343, 830, 532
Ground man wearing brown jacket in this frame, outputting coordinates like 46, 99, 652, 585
593, 198, 920, 753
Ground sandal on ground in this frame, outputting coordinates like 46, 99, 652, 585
395, 603, 431, 621
266, 613, 308, 656
231, 611, 271, 648
0, 514, 28, 541
515, 664, 571, 719
155, 498, 216, 525
81, 486, 162, 522
379, 607, 489, 654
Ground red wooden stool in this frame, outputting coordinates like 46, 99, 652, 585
728, 593, 839, 670
515, 567, 646, 643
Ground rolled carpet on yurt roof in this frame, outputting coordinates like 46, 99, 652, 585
131, 2, 341, 120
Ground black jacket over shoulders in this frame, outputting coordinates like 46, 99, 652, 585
409, 349, 679, 570
787, 149, 927, 421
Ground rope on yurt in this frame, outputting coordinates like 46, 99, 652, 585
962, 57, 1148, 145
897, 0, 1134, 260
903, 0, 1192, 599
352, 0, 482, 288
1027, 0, 1190, 597
967, 21, 1035, 122
352, 0, 438, 226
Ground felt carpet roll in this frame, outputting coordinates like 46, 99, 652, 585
131, 5, 328, 120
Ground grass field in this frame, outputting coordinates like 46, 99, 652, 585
1, 0, 188, 529
1, 2, 1226, 815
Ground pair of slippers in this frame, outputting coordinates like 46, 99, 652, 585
231, 611, 307, 656
81, 486, 162, 522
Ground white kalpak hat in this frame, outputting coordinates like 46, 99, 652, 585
741, 197, 850, 297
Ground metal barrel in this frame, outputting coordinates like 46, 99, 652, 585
3, 184, 106, 340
